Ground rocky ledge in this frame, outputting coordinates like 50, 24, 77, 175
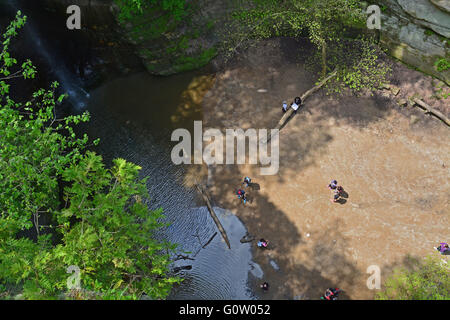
378, 0, 449, 84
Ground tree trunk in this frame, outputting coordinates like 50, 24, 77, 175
195, 184, 231, 249
261, 69, 338, 145
413, 98, 450, 127
321, 42, 327, 78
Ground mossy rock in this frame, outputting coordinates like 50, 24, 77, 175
114, 0, 225, 75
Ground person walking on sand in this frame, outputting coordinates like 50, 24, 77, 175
331, 188, 340, 203
242, 176, 252, 188
328, 180, 338, 190
236, 189, 247, 204
321, 288, 341, 300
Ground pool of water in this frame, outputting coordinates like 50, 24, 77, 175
80, 71, 261, 300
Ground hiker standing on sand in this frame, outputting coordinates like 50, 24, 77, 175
236, 189, 247, 204
321, 288, 341, 300
328, 180, 338, 190
243, 176, 251, 188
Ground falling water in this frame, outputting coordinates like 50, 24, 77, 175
4, 0, 90, 109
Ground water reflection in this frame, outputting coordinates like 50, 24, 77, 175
87, 71, 215, 138
82, 71, 259, 300
168, 207, 258, 300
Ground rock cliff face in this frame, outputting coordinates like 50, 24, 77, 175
43, 0, 449, 83
40, 0, 143, 83
378, 0, 449, 84
43, 0, 232, 76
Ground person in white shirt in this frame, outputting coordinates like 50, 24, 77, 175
290, 96, 302, 113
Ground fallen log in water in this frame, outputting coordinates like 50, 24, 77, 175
262, 69, 338, 144
195, 184, 231, 249
202, 232, 217, 249
413, 98, 450, 127
172, 265, 193, 274
240, 232, 255, 243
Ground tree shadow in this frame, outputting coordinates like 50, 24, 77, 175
203, 37, 398, 185
246, 219, 365, 300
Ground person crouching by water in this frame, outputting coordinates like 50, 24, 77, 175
260, 282, 269, 291
290, 96, 302, 114
257, 238, 269, 249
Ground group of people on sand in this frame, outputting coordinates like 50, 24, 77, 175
236, 177, 273, 292
236, 176, 252, 204
328, 179, 345, 203
237, 177, 268, 249
327, 180, 448, 257
238, 175, 345, 299
236, 174, 446, 298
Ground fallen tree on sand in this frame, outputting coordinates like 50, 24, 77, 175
262, 69, 338, 144
412, 98, 450, 127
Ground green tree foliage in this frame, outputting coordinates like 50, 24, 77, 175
434, 58, 450, 72
0, 12, 180, 300
376, 255, 450, 300
227, 0, 390, 92
114, 0, 187, 22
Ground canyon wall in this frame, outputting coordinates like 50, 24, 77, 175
378, 0, 449, 84
42, 0, 450, 83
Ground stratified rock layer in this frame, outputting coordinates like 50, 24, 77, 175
379, 0, 449, 84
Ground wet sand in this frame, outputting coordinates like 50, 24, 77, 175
184, 38, 449, 299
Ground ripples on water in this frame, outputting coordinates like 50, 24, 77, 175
168, 207, 257, 300
81, 73, 260, 300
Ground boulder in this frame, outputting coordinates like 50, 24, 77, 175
396, 0, 450, 37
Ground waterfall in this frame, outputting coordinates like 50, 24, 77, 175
5, 0, 90, 109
